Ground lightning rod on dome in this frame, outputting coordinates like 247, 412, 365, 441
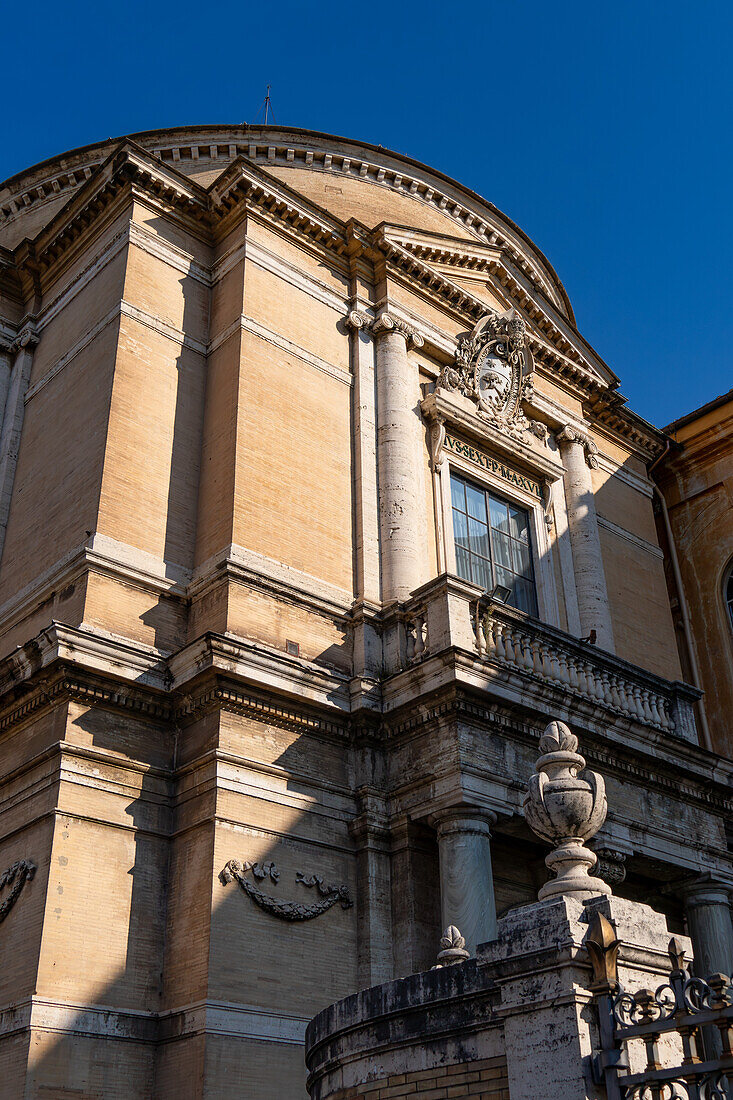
255, 84, 276, 126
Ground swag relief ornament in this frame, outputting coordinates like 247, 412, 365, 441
438, 310, 546, 442
220, 859, 352, 921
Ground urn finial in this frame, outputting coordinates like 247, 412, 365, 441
523, 720, 611, 900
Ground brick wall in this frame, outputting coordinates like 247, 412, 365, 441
332, 1056, 509, 1099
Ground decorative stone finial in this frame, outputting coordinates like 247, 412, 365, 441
431, 925, 470, 968
523, 720, 611, 900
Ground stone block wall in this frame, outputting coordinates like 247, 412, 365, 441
327, 1057, 509, 1099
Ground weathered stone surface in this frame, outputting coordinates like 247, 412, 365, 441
0, 124, 729, 1100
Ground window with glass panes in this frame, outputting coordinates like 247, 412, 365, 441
450, 472, 538, 616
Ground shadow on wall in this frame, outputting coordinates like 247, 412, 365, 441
22, 711, 360, 1100
115, 218, 207, 656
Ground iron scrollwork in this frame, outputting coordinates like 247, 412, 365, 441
590, 931, 733, 1100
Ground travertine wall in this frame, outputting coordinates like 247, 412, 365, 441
0, 125, 728, 1100
656, 393, 733, 756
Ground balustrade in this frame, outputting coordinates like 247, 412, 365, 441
389, 577, 699, 743
473, 598, 688, 736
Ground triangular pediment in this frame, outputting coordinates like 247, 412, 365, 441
376, 224, 619, 394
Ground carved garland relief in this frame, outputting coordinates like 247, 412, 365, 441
0, 859, 36, 924
220, 859, 353, 921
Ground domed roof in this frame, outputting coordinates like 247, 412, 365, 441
0, 124, 573, 322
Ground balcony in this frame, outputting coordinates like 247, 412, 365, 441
384, 574, 700, 744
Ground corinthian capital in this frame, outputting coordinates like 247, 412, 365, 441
372, 312, 424, 349
556, 425, 599, 469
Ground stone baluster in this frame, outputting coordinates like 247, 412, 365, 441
404, 620, 416, 664
519, 632, 533, 673
494, 621, 507, 662
566, 656, 580, 691
648, 693, 663, 727
638, 687, 651, 723
600, 671, 614, 707
511, 630, 522, 669
556, 649, 570, 686
585, 665, 600, 702
482, 614, 495, 658
556, 426, 615, 654
659, 698, 671, 730
373, 313, 426, 604
433, 808, 498, 955
618, 678, 634, 718
530, 638, 543, 677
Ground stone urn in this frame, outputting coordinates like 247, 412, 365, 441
523, 720, 611, 900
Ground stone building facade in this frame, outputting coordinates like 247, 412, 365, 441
653, 389, 733, 760
0, 125, 730, 1098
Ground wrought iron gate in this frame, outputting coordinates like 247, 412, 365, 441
587, 913, 733, 1099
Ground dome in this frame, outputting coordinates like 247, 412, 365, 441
0, 124, 573, 321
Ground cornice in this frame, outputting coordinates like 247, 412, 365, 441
381, 690, 733, 820
0, 126, 571, 321
420, 389, 566, 484
2, 140, 667, 463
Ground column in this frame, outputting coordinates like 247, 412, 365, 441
373, 313, 425, 605
556, 425, 615, 652
433, 807, 497, 955
683, 877, 733, 977
683, 876, 733, 1058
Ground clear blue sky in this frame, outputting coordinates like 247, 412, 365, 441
3, 0, 731, 427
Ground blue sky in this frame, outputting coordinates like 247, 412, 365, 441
3, 0, 731, 427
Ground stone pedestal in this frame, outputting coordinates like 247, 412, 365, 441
373, 314, 425, 604
557, 426, 615, 652
305, 893, 690, 1100
433, 807, 497, 955
477, 894, 691, 1100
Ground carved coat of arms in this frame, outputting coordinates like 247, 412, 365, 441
438, 310, 546, 441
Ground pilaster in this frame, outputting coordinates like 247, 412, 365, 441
557, 424, 615, 652
0, 324, 38, 562
349, 788, 393, 988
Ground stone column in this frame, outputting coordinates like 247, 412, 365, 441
556, 425, 615, 652
683, 877, 733, 977
683, 876, 733, 1057
373, 313, 425, 605
433, 808, 497, 955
